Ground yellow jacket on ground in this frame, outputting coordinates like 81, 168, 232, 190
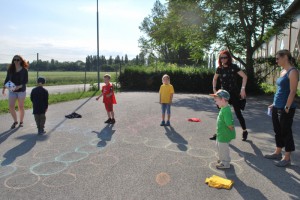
205, 175, 234, 189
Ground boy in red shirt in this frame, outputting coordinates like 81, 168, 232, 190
96, 74, 117, 124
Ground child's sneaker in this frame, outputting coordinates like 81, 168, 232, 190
216, 163, 230, 169
104, 118, 111, 123
165, 121, 170, 126
160, 121, 165, 126
38, 129, 46, 135
110, 118, 116, 124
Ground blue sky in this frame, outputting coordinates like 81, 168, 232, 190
0, 0, 166, 63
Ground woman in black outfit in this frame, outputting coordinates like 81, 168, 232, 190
211, 50, 248, 141
2, 55, 29, 129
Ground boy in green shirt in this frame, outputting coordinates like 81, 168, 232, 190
210, 89, 236, 169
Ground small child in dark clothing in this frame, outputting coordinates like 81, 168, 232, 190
30, 77, 48, 135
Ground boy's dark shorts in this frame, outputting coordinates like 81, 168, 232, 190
105, 103, 113, 112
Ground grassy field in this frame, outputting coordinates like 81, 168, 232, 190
0, 71, 118, 86
0, 90, 99, 114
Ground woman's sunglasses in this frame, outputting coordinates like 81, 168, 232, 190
13, 59, 20, 62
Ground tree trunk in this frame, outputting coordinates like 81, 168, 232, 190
245, 49, 260, 93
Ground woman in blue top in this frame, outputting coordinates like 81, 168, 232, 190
265, 49, 299, 167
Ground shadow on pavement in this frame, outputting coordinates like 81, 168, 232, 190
47, 91, 98, 135
225, 166, 268, 200
172, 95, 217, 113
164, 126, 188, 151
230, 141, 300, 199
1, 133, 48, 166
0, 127, 20, 144
93, 124, 115, 148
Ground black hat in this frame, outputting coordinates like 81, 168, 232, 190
37, 77, 46, 84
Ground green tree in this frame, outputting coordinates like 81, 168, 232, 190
108, 56, 113, 65
124, 54, 129, 64
197, 0, 292, 91
139, 0, 181, 64
139, 0, 211, 65
115, 55, 121, 64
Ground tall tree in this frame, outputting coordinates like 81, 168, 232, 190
139, 0, 214, 65
197, 0, 292, 91
115, 55, 121, 64
124, 54, 129, 64
139, 0, 188, 64
108, 56, 113, 65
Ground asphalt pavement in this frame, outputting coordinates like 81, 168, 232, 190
0, 92, 299, 200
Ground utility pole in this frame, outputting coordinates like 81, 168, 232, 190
37, 53, 39, 80
97, 0, 100, 90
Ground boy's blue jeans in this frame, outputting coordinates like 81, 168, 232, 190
161, 103, 171, 115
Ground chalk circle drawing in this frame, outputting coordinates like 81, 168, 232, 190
42, 173, 76, 188
0, 165, 17, 179
122, 135, 147, 144
166, 143, 189, 153
75, 145, 101, 154
187, 148, 216, 158
208, 161, 243, 176
144, 139, 171, 149
33, 149, 60, 159
156, 172, 171, 186
90, 154, 119, 167
15, 157, 41, 168
4, 173, 40, 189
30, 161, 68, 176
177, 156, 207, 168
68, 163, 105, 177
152, 153, 181, 166
55, 151, 89, 163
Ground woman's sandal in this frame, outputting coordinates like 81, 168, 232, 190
11, 122, 18, 129
19, 122, 23, 127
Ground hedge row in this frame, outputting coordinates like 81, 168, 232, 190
118, 64, 216, 93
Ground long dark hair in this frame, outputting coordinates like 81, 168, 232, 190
8, 55, 29, 74
218, 50, 233, 67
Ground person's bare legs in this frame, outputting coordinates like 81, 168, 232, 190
283, 152, 291, 161
274, 147, 282, 155
9, 97, 18, 123
111, 111, 114, 119
18, 97, 25, 123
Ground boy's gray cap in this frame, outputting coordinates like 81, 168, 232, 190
37, 77, 46, 84
209, 89, 230, 100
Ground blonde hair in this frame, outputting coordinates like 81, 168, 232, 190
162, 74, 170, 84
104, 74, 111, 79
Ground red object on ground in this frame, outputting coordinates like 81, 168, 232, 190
188, 118, 201, 122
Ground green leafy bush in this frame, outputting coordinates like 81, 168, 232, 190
119, 63, 215, 93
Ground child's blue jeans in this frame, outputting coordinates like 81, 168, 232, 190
161, 103, 171, 115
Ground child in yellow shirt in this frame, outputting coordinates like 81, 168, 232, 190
159, 74, 174, 126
